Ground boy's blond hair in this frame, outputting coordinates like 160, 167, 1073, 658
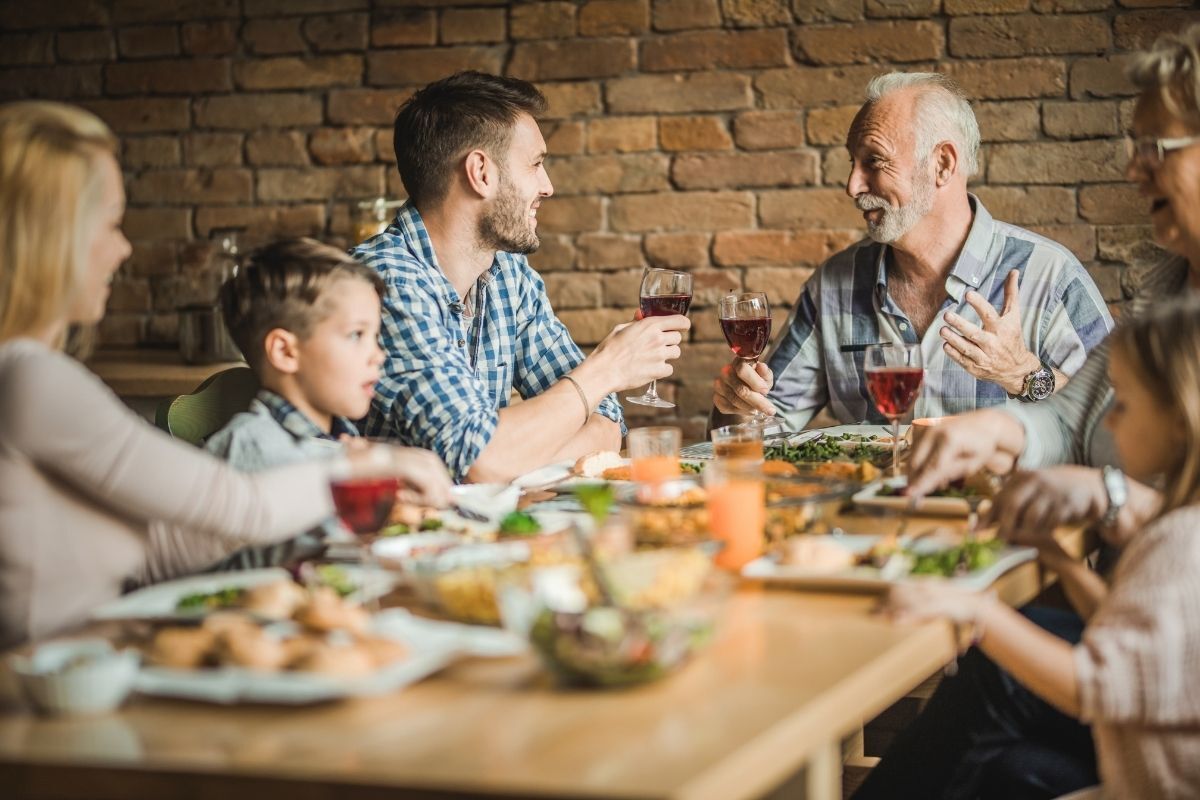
219, 237, 384, 374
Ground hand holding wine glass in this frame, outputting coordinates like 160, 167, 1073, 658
718, 292, 773, 427
864, 343, 924, 479
626, 269, 693, 409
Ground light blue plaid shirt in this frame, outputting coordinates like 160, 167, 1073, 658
767, 196, 1114, 429
352, 202, 624, 480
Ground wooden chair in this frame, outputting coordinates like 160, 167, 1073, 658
155, 367, 258, 446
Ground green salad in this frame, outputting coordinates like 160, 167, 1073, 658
766, 433, 887, 464
176, 586, 245, 613
380, 517, 445, 537
498, 510, 542, 536
908, 538, 1003, 577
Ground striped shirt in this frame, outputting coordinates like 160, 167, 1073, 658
352, 202, 624, 480
765, 196, 1114, 430
1009, 255, 1189, 468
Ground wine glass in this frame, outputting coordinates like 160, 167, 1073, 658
864, 343, 924, 479
718, 292, 772, 428
626, 268, 693, 409
329, 476, 399, 611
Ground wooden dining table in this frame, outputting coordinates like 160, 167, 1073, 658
0, 509, 1085, 800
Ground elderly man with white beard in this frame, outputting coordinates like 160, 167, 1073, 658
713, 72, 1112, 431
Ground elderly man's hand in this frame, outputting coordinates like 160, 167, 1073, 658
906, 409, 1023, 498
940, 270, 1040, 396
712, 359, 776, 417
988, 466, 1106, 548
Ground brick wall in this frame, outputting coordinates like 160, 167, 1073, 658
2, 0, 1197, 437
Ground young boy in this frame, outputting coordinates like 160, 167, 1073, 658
205, 237, 447, 568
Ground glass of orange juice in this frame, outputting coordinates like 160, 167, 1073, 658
628, 426, 682, 484
705, 460, 765, 571
710, 423, 764, 465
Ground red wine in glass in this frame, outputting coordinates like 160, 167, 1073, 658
627, 269, 694, 409
640, 294, 692, 318
865, 367, 924, 419
720, 317, 772, 360
330, 477, 399, 538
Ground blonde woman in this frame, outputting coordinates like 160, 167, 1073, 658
0, 102, 451, 649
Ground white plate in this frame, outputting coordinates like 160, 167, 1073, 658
853, 478, 989, 517
452, 483, 521, 521
742, 534, 1036, 592
512, 460, 635, 491
681, 424, 908, 460
92, 567, 397, 622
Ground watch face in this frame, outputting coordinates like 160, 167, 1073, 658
1030, 368, 1054, 400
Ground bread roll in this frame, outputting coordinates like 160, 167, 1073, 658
290, 642, 376, 677
242, 580, 307, 621
149, 627, 216, 669
573, 450, 624, 478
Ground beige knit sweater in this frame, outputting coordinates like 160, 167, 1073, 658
0, 339, 334, 649
1075, 504, 1200, 799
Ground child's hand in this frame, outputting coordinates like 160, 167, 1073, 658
885, 582, 992, 626
987, 466, 1106, 542
384, 446, 453, 509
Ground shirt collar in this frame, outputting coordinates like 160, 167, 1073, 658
874, 194, 995, 302
255, 389, 358, 442
392, 201, 501, 310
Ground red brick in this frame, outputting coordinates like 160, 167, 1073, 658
246, 131, 310, 166
721, 0, 791, 27
122, 136, 181, 168
686, 269, 742, 306
310, 127, 376, 165
1117, 0, 1194, 8
1043, 101, 1118, 140
729, 111, 800, 150
1069, 55, 1138, 100
256, 166, 384, 202
945, 0, 1029, 12
368, 46, 505, 86
512, 2, 576, 39
105, 58, 231, 95
1028, 224, 1096, 261
375, 128, 398, 163
304, 13, 369, 52
97, 314, 144, 347
972, 186, 1077, 225
610, 191, 754, 232
1114, 10, 1200, 50
558, 308, 634, 346
0, 33, 53, 66
942, 58, 1066, 100
538, 81, 603, 118
0, 66, 102, 100
123, 208, 192, 240
756, 65, 881, 109
543, 273, 603, 309
743, 266, 812, 305
579, 0, 649, 36
244, 0, 367, 15
124, 240, 177, 277
128, 168, 252, 205
607, 73, 753, 113
544, 120, 586, 155
84, 98, 190, 133
145, 313, 180, 344
114, 0, 238, 23
641, 28, 788, 72
988, 140, 1126, 184
537, 197, 604, 233
577, 234, 646, 270
759, 188, 864, 229
794, 0, 863, 22
653, 0, 721, 31
1033, 0, 1108, 9
1, 1, 110, 30
805, 105, 859, 146
821, 147, 850, 187
599, 271, 645, 303
181, 21, 237, 56
57, 30, 115, 63
975, 101, 1040, 142
866, 0, 938, 16
673, 151, 819, 190
548, 154, 669, 195
328, 88, 413, 125
183, 132, 243, 167
107, 278, 153, 313
117, 25, 179, 59
587, 116, 656, 153
194, 93, 323, 129
371, 10, 435, 47
441, 8, 506, 44
795, 21, 943, 65
660, 116, 733, 151
242, 18, 306, 55
527, 235, 576, 272
949, 15, 1109, 58
713, 229, 859, 266
645, 232, 711, 268
510, 38, 635, 81
1079, 184, 1149, 225
1096, 225, 1160, 266
235, 54, 361, 90
195, 204, 327, 237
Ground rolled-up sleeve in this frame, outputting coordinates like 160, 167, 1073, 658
766, 279, 828, 431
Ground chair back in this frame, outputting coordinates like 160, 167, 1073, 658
155, 367, 258, 446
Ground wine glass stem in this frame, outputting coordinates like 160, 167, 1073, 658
644, 379, 659, 401
891, 417, 901, 479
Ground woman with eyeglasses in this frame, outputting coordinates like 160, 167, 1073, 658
855, 26, 1200, 800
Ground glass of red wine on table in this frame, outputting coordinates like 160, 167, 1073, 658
864, 343, 924, 480
329, 476, 399, 611
718, 292, 773, 429
626, 268, 694, 409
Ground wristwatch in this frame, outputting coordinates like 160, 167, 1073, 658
1100, 465, 1127, 530
1017, 361, 1055, 401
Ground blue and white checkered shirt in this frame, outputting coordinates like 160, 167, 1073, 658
767, 196, 1114, 429
352, 201, 624, 480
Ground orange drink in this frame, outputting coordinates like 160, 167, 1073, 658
630, 454, 681, 483
710, 423, 764, 465
705, 462, 765, 571
627, 426, 682, 485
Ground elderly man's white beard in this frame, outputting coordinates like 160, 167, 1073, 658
855, 166, 936, 244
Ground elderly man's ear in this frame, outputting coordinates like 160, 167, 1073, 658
933, 141, 959, 187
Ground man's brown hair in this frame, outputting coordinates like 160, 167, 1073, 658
392, 71, 547, 208
220, 237, 384, 373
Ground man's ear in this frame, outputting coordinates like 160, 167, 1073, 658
464, 149, 498, 200
263, 328, 302, 375
933, 140, 959, 187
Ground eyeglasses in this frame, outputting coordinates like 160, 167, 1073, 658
1124, 133, 1200, 167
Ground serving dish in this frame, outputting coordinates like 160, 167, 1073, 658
852, 477, 992, 517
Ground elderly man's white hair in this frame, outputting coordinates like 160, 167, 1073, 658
1127, 24, 1200, 124
864, 72, 981, 179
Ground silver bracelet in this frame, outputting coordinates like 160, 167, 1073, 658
562, 375, 590, 427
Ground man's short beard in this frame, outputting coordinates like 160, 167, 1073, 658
855, 162, 936, 244
478, 173, 540, 255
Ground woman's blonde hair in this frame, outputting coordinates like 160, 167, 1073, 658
1112, 296, 1200, 514
0, 101, 117, 350
1127, 24, 1200, 126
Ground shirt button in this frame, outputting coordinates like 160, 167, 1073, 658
457, 339, 466, 347
899, 322, 908, 331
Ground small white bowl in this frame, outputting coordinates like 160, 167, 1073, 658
9, 639, 139, 715
452, 483, 521, 522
